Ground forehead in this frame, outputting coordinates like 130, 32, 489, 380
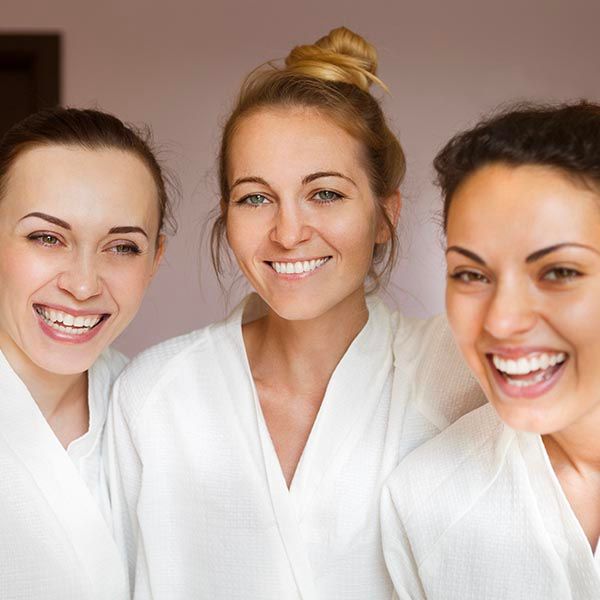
3, 144, 159, 226
446, 164, 600, 252
228, 107, 365, 181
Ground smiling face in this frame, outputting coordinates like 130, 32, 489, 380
0, 144, 163, 376
225, 106, 395, 321
445, 163, 600, 434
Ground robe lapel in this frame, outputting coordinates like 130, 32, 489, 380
522, 433, 600, 595
214, 298, 318, 600
289, 298, 394, 518
0, 351, 127, 598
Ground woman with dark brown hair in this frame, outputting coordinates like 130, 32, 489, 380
382, 102, 600, 599
0, 107, 170, 599
108, 27, 481, 599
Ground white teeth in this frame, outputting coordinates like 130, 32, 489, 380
271, 257, 330, 275
35, 305, 103, 334
492, 352, 566, 375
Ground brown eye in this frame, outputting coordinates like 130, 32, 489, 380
449, 270, 489, 283
542, 267, 581, 282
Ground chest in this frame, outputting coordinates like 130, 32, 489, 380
255, 381, 325, 488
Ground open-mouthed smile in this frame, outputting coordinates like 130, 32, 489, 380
34, 304, 109, 342
487, 350, 568, 398
266, 256, 332, 277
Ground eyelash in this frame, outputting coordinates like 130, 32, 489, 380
28, 232, 62, 247
448, 270, 489, 284
541, 266, 582, 282
108, 243, 142, 256
27, 233, 141, 256
236, 194, 270, 208
312, 189, 345, 203
236, 189, 345, 208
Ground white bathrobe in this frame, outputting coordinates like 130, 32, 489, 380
107, 295, 484, 600
381, 402, 600, 600
0, 346, 129, 600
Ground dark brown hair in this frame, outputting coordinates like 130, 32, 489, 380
211, 27, 405, 290
435, 101, 600, 231
0, 107, 176, 238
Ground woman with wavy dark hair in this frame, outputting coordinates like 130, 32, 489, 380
383, 102, 600, 599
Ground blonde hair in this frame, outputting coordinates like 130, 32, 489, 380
212, 26, 405, 290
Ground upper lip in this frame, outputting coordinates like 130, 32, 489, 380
33, 302, 110, 317
265, 256, 331, 263
485, 346, 567, 359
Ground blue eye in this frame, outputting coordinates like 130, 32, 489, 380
313, 190, 342, 203
239, 194, 270, 207
542, 267, 581, 281
449, 270, 489, 283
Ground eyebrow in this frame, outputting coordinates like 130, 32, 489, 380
20, 212, 148, 239
445, 246, 486, 265
301, 171, 357, 187
20, 212, 71, 229
229, 171, 357, 192
108, 226, 148, 239
525, 243, 600, 262
446, 242, 600, 265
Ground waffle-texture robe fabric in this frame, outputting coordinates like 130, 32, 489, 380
382, 402, 600, 600
107, 295, 484, 599
0, 347, 129, 600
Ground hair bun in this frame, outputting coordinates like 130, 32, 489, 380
285, 26, 387, 93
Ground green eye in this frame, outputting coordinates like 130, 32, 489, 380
314, 190, 341, 203
29, 233, 61, 246
41, 234, 59, 245
110, 244, 141, 255
240, 194, 269, 206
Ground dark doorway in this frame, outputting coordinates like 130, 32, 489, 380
0, 34, 61, 139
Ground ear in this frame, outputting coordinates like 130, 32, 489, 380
375, 190, 401, 243
150, 234, 167, 278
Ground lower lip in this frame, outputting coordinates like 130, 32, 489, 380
265, 259, 330, 281
35, 310, 108, 344
488, 357, 567, 399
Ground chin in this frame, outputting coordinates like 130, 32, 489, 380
266, 300, 325, 322
491, 399, 559, 435
29, 347, 99, 376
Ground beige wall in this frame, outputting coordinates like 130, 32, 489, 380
3, 0, 600, 356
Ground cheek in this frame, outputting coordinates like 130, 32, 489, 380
328, 206, 378, 260
446, 289, 486, 362
226, 211, 268, 260
0, 245, 60, 293
104, 259, 155, 313
546, 288, 600, 364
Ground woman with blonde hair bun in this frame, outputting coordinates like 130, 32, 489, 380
108, 27, 482, 599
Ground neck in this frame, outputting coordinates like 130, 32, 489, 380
244, 289, 370, 391
543, 409, 600, 474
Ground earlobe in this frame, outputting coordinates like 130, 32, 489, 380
376, 190, 401, 243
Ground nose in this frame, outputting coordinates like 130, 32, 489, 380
269, 201, 311, 249
483, 277, 537, 340
57, 251, 103, 301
